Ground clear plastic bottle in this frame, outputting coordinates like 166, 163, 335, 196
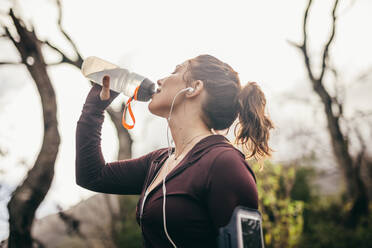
81, 56, 155, 101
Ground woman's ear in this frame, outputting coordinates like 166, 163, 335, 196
186, 80, 204, 97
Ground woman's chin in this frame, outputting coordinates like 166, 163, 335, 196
148, 100, 155, 113
148, 100, 161, 116
148, 100, 167, 118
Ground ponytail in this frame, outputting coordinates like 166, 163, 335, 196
184, 55, 274, 165
234, 82, 275, 164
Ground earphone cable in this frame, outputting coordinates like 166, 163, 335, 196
163, 87, 191, 248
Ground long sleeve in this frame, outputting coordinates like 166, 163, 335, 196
205, 149, 258, 229
75, 83, 152, 195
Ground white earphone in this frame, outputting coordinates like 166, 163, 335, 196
139, 87, 197, 247
186, 87, 194, 93
162, 86, 195, 247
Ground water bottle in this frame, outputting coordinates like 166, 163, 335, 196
81, 56, 155, 129
81, 56, 155, 101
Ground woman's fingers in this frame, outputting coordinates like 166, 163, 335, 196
100, 75, 111, 100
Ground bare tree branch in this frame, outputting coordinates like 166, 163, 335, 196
27, 0, 84, 68
284, 1, 313, 80
107, 105, 133, 160
42, 40, 80, 67
3, 25, 19, 49
49, 0, 132, 161
54, 0, 83, 67
5, 7, 61, 247
0, 61, 23, 65
293, 0, 370, 220
354, 127, 367, 164
286, 39, 301, 49
2, 3, 133, 246
319, 0, 340, 82
298, 0, 316, 83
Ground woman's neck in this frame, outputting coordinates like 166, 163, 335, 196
168, 112, 213, 159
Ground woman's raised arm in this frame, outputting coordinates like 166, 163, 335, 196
75, 78, 152, 195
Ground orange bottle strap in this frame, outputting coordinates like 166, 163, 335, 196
122, 86, 140, 129
133, 84, 139, 100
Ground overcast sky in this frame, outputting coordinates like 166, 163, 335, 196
1, 0, 372, 240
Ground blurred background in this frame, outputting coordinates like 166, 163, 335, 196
0, 0, 371, 247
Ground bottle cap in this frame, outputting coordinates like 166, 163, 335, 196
136, 78, 155, 102
122, 78, 155, 129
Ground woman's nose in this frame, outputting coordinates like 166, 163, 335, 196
157, 79, 162, 87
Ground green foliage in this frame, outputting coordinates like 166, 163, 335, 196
254, 160, 372, 248
290, 166, 316, 203
298, 201, 372, 248
253, 161, 304, 248
113, 195, 143, 248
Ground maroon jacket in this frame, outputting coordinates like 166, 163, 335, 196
76, 84, 258, 247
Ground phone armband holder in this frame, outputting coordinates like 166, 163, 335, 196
217, 206, 265, 248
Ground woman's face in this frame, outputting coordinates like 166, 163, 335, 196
148, 60, 191, 118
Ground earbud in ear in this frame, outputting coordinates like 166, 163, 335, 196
186, 87, 194, 93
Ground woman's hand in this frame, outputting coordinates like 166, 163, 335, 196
83, 75, 119, 111
100, 75, 111, 101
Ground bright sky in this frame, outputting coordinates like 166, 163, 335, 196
0, 0, 371, 240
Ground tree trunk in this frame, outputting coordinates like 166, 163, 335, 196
3, 3, 135, 245
314, 80, 369, 219
107, 104, 133, 160
293, 0, 369, 222
5, 10, 60, 247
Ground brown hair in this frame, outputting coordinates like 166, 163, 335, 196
184, 54, 274, 162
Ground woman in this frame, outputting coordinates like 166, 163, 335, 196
75, 54, 274, 247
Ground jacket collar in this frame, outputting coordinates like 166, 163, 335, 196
151, 134, 247, 182
146, 134, 254, 198
153, 134, 240, 164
